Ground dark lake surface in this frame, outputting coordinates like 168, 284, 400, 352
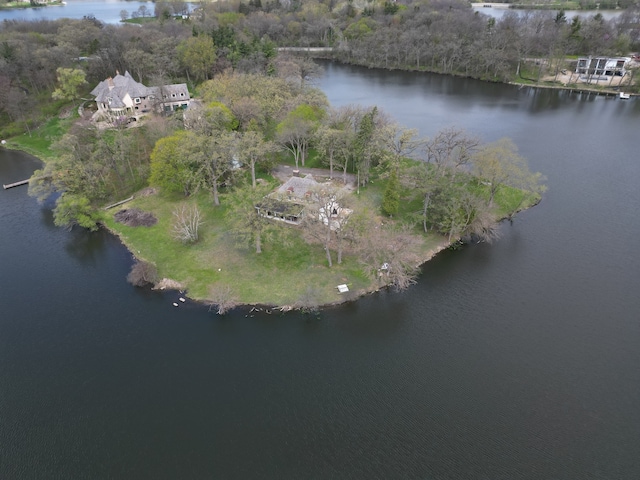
2, 63, 640, 479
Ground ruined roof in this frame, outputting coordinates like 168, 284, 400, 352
255, 200, 304, 216
276, 175, 320, 199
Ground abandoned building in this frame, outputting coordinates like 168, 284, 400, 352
255, 174, 351, 228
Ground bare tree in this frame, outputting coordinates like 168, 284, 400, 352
172, 204, 203, 243
301, 184, 350, 268
207, 284, 238, 315
357, 223, 422, 292
378, 123, 423, 171
424, 127, 481, 178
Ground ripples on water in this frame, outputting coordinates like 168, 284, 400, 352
2, 60, 640, 479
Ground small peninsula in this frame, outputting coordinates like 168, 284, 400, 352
0, 0, 571, 310
87, 70, 543, 311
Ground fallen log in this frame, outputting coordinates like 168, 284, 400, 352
3, 179, 29, 190
104, 196, 134, 210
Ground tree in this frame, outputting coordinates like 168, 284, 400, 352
428, 182, 498, 243
235, 130, 280, 188
172, 204, 203, 243
301, 185, 349, 268
150, 131, 201, 196
357, 223, 422, 291
399, 161, 437, 233
53, 193, 103, 231
352, 106, 383, 187
207, 284, 239, 315
472, 137, 545, 207
127, 260, 159, 287
193, 132, 237, 206
226, 181, 284, 254
177, 35, 216, 83
51, 67, 87, 104
137, 5, 150, 18
184, 101, 239, 135
424, 127, 480, 178
378, 123, 421, 171
276, 104, 324, 169
315, 107, 358, 182
276, 53, 323, 86
381, 169, 400, 217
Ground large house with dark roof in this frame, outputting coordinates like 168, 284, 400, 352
90, 71, 190, 120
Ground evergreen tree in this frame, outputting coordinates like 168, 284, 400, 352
382, 169, 399, 217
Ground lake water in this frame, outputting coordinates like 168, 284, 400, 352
0, 0, 621, 24
471, 5, 622, 20
1, 64, 640, 478
0, 0, 188, 24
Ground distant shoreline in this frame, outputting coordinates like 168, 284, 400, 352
0, 1, 64, 10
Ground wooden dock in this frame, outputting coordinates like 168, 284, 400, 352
3, 179, 29, 190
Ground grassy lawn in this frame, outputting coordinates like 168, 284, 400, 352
122, 17, 157, 25
6, 116, 72, 160
105, 189, 375, 306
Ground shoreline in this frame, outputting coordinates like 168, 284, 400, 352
317, 56, 636, 98
104, 195, 540, 312
4, 134, 542, 313
102, 202, 456, 312
4, 152, 538, 313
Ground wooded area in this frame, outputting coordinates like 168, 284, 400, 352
2, 0, 640, 134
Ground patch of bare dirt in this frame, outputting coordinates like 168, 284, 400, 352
155, 278, 185, 291
137, 187, 157, 197
114, 208, 157, 227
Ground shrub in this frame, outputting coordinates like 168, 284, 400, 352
126, 260, 159, 287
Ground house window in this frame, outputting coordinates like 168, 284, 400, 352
134, 98, 141, 104
180, 93, 185, 97
172, 93, 176, 98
